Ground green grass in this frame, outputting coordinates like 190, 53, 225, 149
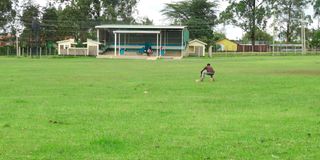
0, 56, 319, 160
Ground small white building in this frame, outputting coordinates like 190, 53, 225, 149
57, 39, 77, 55
188, 39, 207, 57
83, 39, 101, 56
57, 39, 101, 56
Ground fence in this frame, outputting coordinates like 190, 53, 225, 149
0, 46, 16, 56
212, 40, 320, 56
0, 46, 58, 57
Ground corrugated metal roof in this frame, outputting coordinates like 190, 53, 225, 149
57, 39, 76, 44
113, 30, 161, 34
83, 39, 101, 45
270, 44, 302, 47
95, 25, 186, 29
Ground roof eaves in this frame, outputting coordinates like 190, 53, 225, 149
95, 25, 186, 29
189, 39, 207, 45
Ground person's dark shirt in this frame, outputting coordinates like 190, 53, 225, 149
201, 66, 214, 73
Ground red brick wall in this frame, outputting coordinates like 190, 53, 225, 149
237, 44, 269, 52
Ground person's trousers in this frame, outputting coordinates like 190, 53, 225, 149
201, 71, 214, 79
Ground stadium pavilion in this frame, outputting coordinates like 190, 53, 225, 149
95, 25, 189, 59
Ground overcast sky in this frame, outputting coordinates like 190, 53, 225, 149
35, 0, 315, 40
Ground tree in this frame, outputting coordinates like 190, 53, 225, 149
220, 0, 270, 48
54, 0, 138, 41
140, 17, 154, 25
54, 0, 97, 42
0, 0, 16, 32
162, 0, 218, 45
242, 29, 273, 43
57, 0, 138, 24
41, 4, 59, 45
314, 0, 320, 17
310, 29, 320, 48
21, 2, 40, 30
20, 1, 40, 47
212, 31, 226, 41
116, 0, 138, 23
56, 5, 84, 41
272, 0, 311, 43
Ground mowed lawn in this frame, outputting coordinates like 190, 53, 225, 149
0, 56, 319, 160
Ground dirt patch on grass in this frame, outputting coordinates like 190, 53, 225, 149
274, 70, 320, 76
49, 120, 65, 125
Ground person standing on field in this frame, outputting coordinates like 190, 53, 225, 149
199, 63, 215, 82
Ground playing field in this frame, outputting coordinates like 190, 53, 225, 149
0, 56, 319, 159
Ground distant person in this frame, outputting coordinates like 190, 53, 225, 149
199, 63, 215, 82
147, 47, 153, 56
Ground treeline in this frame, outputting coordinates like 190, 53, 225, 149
1, 0, 320, 48
0, 0, 152, 48
163, 0, 320, 47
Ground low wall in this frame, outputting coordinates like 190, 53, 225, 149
60, 47, 99, 56
68, 48, 87, 56
88, 46, 98, 56
60, 49, 68, 55
237, 45, 269, 52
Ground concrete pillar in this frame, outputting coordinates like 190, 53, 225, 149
209, 46, 213, 57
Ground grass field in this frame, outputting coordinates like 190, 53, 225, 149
0, 56, 319, 159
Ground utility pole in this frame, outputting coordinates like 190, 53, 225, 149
271, 5, 278, 56
272, 16, 276, 56
318, 17, 320, 30
16, 35, 19, 56
301, 12, 306, 54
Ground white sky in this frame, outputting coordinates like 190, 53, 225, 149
35, 0, 315, 40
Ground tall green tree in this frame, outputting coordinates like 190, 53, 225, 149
313, 0, 320, 16
272, 0, 311, 42
20, 1, 40, 47
21, 2, 40, 30
55, 0, 138, 41
310, 29, 320, 47
313, 0, 320, 28
57, 0, 138, 23
242, 29, 273, 43
162, 0, 218, 45
220, 0, 270, 48
0, 0, 16, 32
55, 0, 100, 41
56, 5, 84, 41
41, 4, 59, 44
115, 0, 138, 23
